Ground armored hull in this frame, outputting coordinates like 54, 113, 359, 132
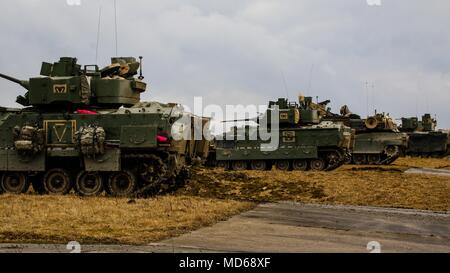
400, 115, 449, 157
0, 57, 210, 196
351, 131, 408, 165
403, 131, 449, 157
211, 98, 354, 171
0, 105, 208, 197
314, 102, 409, 165
214, 123, 353, 171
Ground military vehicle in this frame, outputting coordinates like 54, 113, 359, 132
310, 99, 408, 165
0, 57, 210, 196
399, 114, 449, 157
211, 97, 354, 171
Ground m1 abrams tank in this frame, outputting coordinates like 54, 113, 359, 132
310, 99, 408, 165
399, 114, 449, 157
211, 97, 354, 171
0, 57, 209, 196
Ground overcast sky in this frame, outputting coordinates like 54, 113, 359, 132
0, 0, 449, 128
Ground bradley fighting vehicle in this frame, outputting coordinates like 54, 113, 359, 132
0, 57, 210, 196
309, 99, 408, 165
211, 97, 354, 171
399, 114, 449, 157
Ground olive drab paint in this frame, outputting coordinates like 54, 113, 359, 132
211, 98, 355, 171
0, 57, 210, 196
399, 114, 449, 157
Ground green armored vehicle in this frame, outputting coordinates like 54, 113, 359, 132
311, 100, 408, 165
212, 97, 354, 171
399, 114, 449, 157
0, 57, 209, 196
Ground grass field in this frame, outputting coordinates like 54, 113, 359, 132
180, 157, 450, 211
0, 195, 253, 244
0, 157, 448, 244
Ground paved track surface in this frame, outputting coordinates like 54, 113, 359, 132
405, 168, 450, 177
0, 202, 448, 253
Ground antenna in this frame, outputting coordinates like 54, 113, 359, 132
416, 79, 421, 117
114, 0, 118, 56
281, 70, 289, 99
371, 83, 375, 113
365, 81, 369, 116
307, 64, 314, 94
95, 2, 102, 63
138, 56, 144, 80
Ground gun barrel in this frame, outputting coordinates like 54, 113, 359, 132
221, 118, 257, 123
0, 73, 29, 90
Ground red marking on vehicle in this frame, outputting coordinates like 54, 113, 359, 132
76, 109, 98, 115
157, 135, 169, 142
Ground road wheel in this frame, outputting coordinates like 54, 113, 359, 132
385, 146, 399, 157
367, 154, 381, 165
275, 160, 290, 171
292, 160, 308, 171
76, 171, 104, 197
250, 160, 266, 171
310, 158, 326, 171
327, 152, 341, 166
107, 170, 137, 197
231, 161, 247, 171
1, 172, 30, 194
353, 154, 367, 165
216, 161, 229, 169
44, 169, 73, 195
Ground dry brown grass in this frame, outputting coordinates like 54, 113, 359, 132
0, 194, 253, 244
1, 157, 448, 244
181, 159, 450, 211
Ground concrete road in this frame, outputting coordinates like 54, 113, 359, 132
0, 202, 448, 253
405, 168, 450, 177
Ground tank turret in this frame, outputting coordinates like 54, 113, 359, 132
364, 113, 397, 131
223, 97, 320, 128
0, 56, 147, 109
304, 98, 408, 165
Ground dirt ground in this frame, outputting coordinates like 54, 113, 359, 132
0, 157, 448, 245
179, 157, 450, 211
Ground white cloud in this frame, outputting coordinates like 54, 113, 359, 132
0, 0, 449, 127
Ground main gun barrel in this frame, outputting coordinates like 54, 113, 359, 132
0, 73, 30, 90
221, 118, 255, 123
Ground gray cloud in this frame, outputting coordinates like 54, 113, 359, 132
0, 0, 449, 127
